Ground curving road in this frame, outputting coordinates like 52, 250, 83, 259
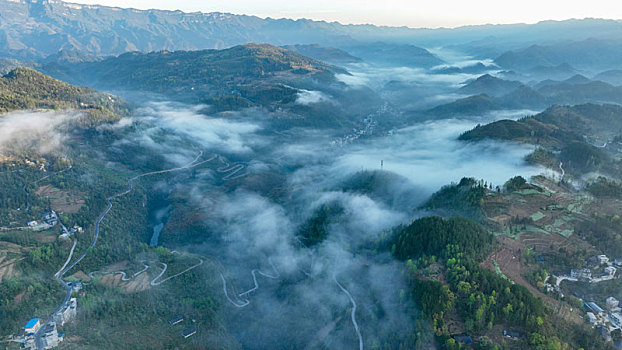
62, 152, 213, 277
334, 276, 363, 350
35, 153, 213, 349
55, 240, 77, 278
238, 263, 280, 298
216, 156, 248, 181
220, 273, 250, 308
221, 260, 280, 307
150, 257, 204, 286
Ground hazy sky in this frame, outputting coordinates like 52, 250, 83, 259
68, 0, 622, 28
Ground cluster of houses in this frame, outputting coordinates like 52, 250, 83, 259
559, 254, 622, 342
584, 296, 622, 342
24, 210, 84, 240
26, 211, 58, 231
568, 254, 621, 283
20, 298, 77, 349
59, 225, 83, 240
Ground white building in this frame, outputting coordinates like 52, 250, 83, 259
587, 312, 597, 324
607, 297, 620, 309
610, 313, 622, 327
41, 321, 62, 349
571, 268, 592, 279
597, 255, 609, 265
53, 298, 77, 326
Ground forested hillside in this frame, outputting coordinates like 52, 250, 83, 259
0, 67, 128, 126
387, 216, 607, 350
42, 44, 342, 109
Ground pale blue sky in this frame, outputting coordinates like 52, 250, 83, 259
69, 0, 622, 28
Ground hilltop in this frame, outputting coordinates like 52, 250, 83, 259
43, 44, 343, 110
459, 104, 622, 148
0, 67, 127, 125
459, 104, 622, 175
459, 74, 524, 97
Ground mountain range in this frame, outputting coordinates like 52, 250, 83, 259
3, 0, 622, 62
426, 73, 622, 118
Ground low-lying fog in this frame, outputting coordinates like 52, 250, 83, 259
96, 49, 551, 349
106, 91, 544, 348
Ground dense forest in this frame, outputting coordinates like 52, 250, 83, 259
421, 177, 488, 219
387, 215, 610, 350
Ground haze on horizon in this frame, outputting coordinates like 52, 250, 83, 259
66, 0, 622, 28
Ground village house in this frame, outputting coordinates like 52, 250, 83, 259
23, 318, 41, 336
610, 313, 622, 327
40, 321, 63, 349
169, 315, 184, 325
54, 298, 77, 326
607, 297, 620, 309
571, 268, 592, 280
41, 211, 58, 226
585, 301, 604, 314
587, 312, 597, 324
182, 328, 197, 339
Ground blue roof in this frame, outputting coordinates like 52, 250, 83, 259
586, 301, 604, 313
23, 318, 40, 328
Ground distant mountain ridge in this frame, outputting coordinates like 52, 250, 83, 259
426, 73, 622, 118
494, 39, 622, 73
2, 0, 622, 61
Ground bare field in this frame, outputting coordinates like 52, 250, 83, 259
36, 184, 85, 213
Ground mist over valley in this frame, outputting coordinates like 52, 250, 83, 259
1, 2, 622, 350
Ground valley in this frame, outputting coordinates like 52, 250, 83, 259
1, 2, 622, 350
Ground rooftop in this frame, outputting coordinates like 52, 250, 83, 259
182, 328, 196, 338
23, 318, 40, 329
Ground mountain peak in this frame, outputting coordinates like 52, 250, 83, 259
459, 74, 524, 97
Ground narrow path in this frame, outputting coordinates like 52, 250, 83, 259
36, 152, 212, 349
220, 273, 250, 308
55, 240, 77, 278
216, 156, 248, 181
133, 263, 149, 277
62, 152, 212, 277
221, 260, 280, 307
88, 262, 151, 282
222, 164, 246, 180
238, 262, 280, 297
559, 162, 565, 179
150, 258, 204, 286
334, 276, 363, 350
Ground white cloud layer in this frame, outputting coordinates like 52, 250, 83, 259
0, 110, 76, 156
